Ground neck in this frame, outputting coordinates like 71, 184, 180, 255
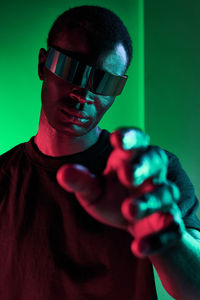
34, 109, 102, 157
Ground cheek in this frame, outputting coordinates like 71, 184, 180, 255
95, 96, 115, 117
41, 79, 62, 110
41, 80, 48, 99
43, 80, 57, 96
42, 71, 62, 101
41, 82, 60, 122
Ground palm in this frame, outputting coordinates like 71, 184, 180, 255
81, 169, 130, 229
57, 160, 154, 231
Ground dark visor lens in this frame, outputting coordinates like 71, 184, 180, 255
45, 47, 128, 96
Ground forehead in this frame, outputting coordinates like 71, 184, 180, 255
52, 29, 128, 75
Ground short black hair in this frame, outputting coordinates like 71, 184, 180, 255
47, 5, 133, 69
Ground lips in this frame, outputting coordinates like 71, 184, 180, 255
60, 108, 90, 126
60, 108, 89, 120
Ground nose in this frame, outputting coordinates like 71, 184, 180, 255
69, 87, 94, 104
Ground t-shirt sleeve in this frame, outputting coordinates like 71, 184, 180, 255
166, 150, 200, 231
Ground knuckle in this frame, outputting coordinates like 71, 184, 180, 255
167, 181, 180, 202
111, 128, 150, 150
120, 128, 150, 150
150, 147, 168, 165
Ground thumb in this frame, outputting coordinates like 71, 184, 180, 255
56, 164, 102, 205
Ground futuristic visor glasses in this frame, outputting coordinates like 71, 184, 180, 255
45, 47, 128, 96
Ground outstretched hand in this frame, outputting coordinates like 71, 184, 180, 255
57, 128, 186, 257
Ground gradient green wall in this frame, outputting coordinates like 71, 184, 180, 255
145, 1, 200, 299
145, 0, 200, 192
1, 1, 199, 299
145, 1, 200, 221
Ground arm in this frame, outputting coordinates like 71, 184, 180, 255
57, 128, 200, 299
149, 228, 200, 300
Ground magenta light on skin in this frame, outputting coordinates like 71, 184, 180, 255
45, 47, 128, 96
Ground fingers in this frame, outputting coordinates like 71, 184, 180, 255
57, 164, 129, 229
109, 128, 185, 257
110, 128, 150, 150
121, 181, 185, 257
121, 181, 180, 221
56, 164, 102, 205
105, 128, 149, 187
127, 205, 185, 239
108, 129, 168, 188
131, 221, 184, 258
130, 205, 186, 257
132, 146, 168, 187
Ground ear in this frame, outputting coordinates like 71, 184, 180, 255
38, 48, 48, 80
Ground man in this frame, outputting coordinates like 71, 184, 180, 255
1, 5, 200, 300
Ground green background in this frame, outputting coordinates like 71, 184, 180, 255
1, 0, 200, 299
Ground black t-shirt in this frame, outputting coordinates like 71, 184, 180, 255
0, 129, 200, 300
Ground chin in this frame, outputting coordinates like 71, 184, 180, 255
46, 112, 97, 137
54, 122, 94, 137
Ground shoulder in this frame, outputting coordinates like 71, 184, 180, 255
162, 149, 181, 166
0, 142, 26, 177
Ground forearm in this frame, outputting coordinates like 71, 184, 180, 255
149, 231, 200, 300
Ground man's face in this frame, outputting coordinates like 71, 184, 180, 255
38, 28, 128, 137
